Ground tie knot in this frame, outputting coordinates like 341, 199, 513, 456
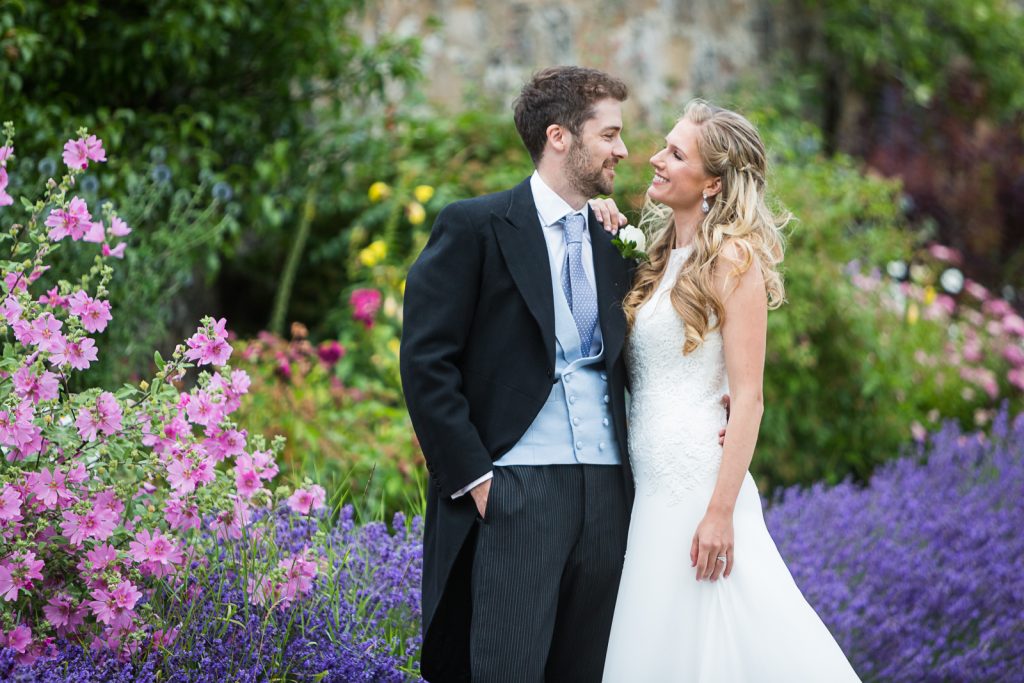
562, 213, 586, 244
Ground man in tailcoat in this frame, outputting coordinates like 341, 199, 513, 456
401, 66, 634, 683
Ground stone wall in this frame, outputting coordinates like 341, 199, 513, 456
360, 0, 784, 124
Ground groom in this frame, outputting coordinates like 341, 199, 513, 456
401, 66, 635, 682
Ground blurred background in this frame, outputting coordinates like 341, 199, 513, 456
2, 0, 1023, 511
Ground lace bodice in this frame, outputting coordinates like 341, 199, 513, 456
626, 246, 729, 501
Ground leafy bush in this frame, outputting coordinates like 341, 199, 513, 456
0, 128, 303, 660
768, 407, 1024, 682
0, 0, 421, 382
231, 326, 424, 518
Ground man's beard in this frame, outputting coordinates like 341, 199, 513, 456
566, 138, 614, 197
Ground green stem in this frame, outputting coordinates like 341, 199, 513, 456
269, 184, 317, 336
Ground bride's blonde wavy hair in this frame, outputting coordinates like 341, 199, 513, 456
623, 99, 790, 354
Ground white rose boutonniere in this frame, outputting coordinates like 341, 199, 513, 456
612, 224, 649, 262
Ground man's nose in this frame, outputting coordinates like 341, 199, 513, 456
615, 138, 628, 159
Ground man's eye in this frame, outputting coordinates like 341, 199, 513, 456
673, 152, 683, 160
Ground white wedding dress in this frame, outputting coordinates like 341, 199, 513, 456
602, 246, 861, 682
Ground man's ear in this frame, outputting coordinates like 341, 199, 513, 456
546, 124, 570, 154
705, 176, 723, 198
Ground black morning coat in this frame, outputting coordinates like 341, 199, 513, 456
400, 177, 635, 681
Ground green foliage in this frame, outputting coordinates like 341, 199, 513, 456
231, 329, 423, 519
800, 0, 1024, 116
759, 154, 916, 487
0, 0, 422, 383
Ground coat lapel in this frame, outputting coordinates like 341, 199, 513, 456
491, 178, 556, 362
587, 205, 628, 372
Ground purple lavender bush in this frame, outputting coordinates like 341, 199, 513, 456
0, 505, 424, 682
768, 408, 1024, 682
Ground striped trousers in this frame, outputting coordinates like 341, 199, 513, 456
469, 465, 631, 683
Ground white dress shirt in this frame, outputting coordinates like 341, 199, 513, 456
452, 172, 596, 499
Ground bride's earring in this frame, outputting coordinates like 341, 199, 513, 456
701, 193, 710, 214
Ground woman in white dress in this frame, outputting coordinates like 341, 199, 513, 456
599, 100, 862, 682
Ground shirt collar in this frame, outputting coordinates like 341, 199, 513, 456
530, 171, 589, 230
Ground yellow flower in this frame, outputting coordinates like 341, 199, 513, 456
907, 302, 920, 325
407, 201, 426, 225
413, 184, 435, 203
368, 181, 391, 203
923, 285, 936, 306
388, 338, 401, 357
359, 240, 388, 267
400, 278, 406, 295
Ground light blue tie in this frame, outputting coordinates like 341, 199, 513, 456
561, 213, 598, 356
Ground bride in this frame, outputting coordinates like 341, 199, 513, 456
595, 100, 862, 682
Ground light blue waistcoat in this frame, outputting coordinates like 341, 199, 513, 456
495, 269, 622, 467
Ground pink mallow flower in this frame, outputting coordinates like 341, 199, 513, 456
184, 317, 232, 366
0, 485, 23, 524
0, 400, 38, 452
5, 624, 32, 653
184, 389, 225, 427
62, 135, 106, 170
75, 391, 123, 442
43, 594, 85, 632
164, 496, 201, 531
28, 312, 66, 354
50, 336, 99, 370
211, 496, 251, 541
60, 505, 118, 546
276, 552, 319, 607
109, 216, 131, 236
234, 466, 263, 499
79, 298, 112, 333
13, 366, 60, 404
0, 551, 45, 601
27, 467, 74, 510
89, 580, 141, 628
67, 292, 112, 333
287, 485, 327, 515
45, 196, 93, 241
82, 220, 105, 243
129, 529, 184, 577
0, 167, 12, 207
1, 295, 21, 324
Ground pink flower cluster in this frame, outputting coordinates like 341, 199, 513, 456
350, 288, 382, 328
247, 549, 320, 609
184, 316, 232, 366
62, 135, 106, 170
847, 245, 1024, 402
0, 129, 327, 665
39, 136, 130, 258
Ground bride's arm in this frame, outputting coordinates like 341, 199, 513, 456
690, 239, 768, 582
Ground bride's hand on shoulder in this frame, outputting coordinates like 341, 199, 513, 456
690, 509, 734, 582
588, 197, 628, 235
